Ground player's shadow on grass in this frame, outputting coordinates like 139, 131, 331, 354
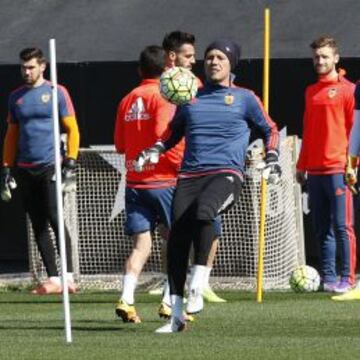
0, 325, 126, 331
0, 319, 127, 332
0, 299, 117, 304
0, 300, 66, 304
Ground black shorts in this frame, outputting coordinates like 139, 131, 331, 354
172, 172, 242, 223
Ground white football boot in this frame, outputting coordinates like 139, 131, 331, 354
155, 316, 186, 333
186, 287, 204, 314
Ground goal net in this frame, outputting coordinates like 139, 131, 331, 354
28, 136, 305, 291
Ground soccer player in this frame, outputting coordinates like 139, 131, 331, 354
162, 30, 196, 71
114, 45, 192, 323
296, 36, 357, 294
0, 47, 79, 294
161, 30, 227, 307
332, 82, 360, 301
136, 39, 280, 332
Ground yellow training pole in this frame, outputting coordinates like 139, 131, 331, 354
256, 7, 270, 303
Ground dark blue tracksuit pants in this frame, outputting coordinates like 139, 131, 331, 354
308, 174, 356, 284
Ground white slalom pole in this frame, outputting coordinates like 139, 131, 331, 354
49, 38, 73, 343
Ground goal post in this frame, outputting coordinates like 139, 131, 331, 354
28, 136, 305, 291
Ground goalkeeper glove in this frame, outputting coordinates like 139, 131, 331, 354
0, 167, 17, 202
263, 150, 282, 185
62, 158, 77, 193
134, 142, 165, 172
345, 155, 358, 194
296, 170, 307, 186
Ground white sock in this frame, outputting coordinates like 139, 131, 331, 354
171, 295, 184, 319
356, 281, 360, 290
49, 276, 61, 286
121, 273, 137, 304
186, 266, 194, 292
203, 267, 212, 289
162, 279, 171, 305
188, 265, 207, 293
67, 273, 74, 283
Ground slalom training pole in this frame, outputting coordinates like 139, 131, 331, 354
262, 8, 270, 112
49, 38, 73, 343
256, 7, 270, 303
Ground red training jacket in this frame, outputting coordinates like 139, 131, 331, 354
114, 78, 184, 188
297, 74, 355, 174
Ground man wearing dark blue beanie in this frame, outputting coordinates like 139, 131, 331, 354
136, 39, 282, 333
204, 39, 241, 71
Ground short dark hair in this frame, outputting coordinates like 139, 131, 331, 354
139, 45, 166, 78
310, 36, 338, 54
162, 31, 195, 52
19, 47, 46, 64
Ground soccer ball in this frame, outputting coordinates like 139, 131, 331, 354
160, 66, 198, 105
289, 265, 320, 293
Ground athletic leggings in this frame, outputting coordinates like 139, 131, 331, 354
17, 166, 73, 277
168, 172, 242, 297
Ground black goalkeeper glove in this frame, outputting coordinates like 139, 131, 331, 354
62, 158, 77, 193
263, 150, 282, 185
134, 142, 165, 172
0, 167, 17, 202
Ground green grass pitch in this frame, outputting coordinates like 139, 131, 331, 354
0, 291, 360, 360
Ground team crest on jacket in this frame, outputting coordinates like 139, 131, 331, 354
327, 88, 337, 99
224, 94, 234, 105
41, 93, 51, 103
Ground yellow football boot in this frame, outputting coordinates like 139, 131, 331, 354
203, 287, 227, 303
332, 288, 360, 301
158, 302, 194, 322
115, 299, 141, 323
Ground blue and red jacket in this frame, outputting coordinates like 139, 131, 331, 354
6, 80, 77, 167
162, 82, 279, 178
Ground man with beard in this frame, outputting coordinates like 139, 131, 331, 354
0, 47, 79, 294
296, 37, 357, 294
